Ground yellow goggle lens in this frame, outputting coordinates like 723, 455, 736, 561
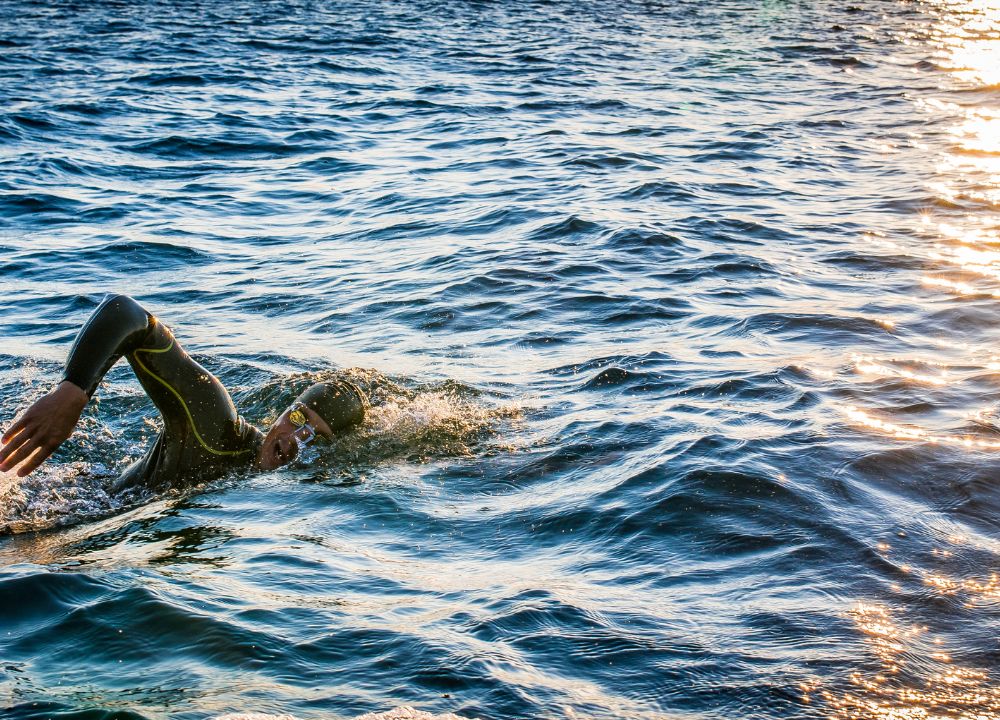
289, 408, 308, 427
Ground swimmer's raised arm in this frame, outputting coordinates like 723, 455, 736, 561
62, 294, 154, 398
2, 292, 366, 485
0, 294, 155, 477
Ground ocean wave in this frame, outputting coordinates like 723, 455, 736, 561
123, 135, 309, 159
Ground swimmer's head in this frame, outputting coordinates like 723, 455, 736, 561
257, 380, 366, 470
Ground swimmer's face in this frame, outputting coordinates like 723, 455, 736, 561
257, 404, 334, 470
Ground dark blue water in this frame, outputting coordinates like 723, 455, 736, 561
2, 1, 1000, 718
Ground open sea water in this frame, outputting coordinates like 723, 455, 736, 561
2, 0, 1000, 718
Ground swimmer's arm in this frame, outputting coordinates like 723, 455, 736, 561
0, 294, 153, 477
63, 294, 154, 398
0, 381, 88, 477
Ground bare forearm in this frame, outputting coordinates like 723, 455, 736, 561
0, 295, 149, 477
0, 380, 89, 476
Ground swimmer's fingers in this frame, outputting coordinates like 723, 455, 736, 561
0, 432, 51, 476
0, 382, 87, 476
1, 414, 29, 444
0, 416, 71, 476
0, 404, 45, 469
0, 420, 34, 467
15, 442, 58, 477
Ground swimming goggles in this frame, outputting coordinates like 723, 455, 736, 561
288, 403, 317, 451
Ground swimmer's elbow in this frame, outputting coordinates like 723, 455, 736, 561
101, 293, 148, 316
63, 294, 158, 397
97, 294, 154, 331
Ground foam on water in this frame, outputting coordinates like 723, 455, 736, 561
0, 464, 128, 535
327, 369, 523, 465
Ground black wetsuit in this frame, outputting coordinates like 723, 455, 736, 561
64, 295, 262, 491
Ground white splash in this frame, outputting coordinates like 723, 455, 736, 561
0, 462, 125, 535
355, 708, 469, 720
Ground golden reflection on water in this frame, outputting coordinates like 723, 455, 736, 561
852, 356, 950, 386
848, 1, 1000, 454
934, 0, 1000, 88
951, 109, 1000, 157
812, 603, 1000, 720
923, 221, 1000, 296
923, 0, 1000, 288
923, 571, 1000, 602
923, 274, 1000, 298
876, 536, 1000, 608
928, 224, 1000, 280
842, 406, 1000, 448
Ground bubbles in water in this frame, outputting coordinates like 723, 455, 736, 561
0, 462, 131, 535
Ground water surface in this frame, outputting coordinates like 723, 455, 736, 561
2, 1, 1000, 718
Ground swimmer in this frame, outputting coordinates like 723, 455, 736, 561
0, 295, 366, 489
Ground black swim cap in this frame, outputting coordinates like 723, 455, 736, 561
295, 380, 366, 433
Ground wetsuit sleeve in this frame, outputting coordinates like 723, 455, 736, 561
63, 294, 156, 397
124, 317, 249, 452
63, 294, 256, 464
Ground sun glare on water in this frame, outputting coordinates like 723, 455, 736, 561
849, 1, 1000, 454
807, 603, 1000, 720
821, 4, 1000, 718
932, 0, 1000, 86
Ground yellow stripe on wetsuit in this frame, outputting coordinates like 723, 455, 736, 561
132, 339, 251, 457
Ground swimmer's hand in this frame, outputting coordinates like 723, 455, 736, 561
0, 381, 89, 477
